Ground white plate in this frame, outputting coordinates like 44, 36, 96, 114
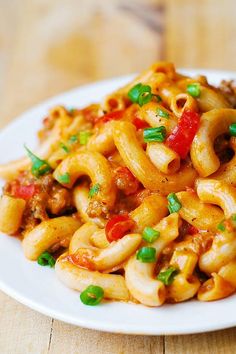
0, 69, 236, 335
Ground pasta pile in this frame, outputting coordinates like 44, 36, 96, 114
1, 62, 236, 306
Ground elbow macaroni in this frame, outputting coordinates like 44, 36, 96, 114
112, 121, 197, 194
0, 195, 26, 235
129, 193, 168, 232
199, 230, 236, 275
191, 109, 236, 176
54, 150, 116, 209
196, 178, 236, 218
146, 142, 180, 174
22, 217, 81, 260
125, 213, 180, 306
167, 249, 200, 302
176, 190, 224, 232
198, 273, 234, 301
56, 254, 130, 301
2, 61, 236, 306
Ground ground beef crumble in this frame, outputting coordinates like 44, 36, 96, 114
218, 80, 236, 107
4, 172, 74, 233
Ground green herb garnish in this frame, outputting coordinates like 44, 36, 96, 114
128, 83, 153, 107
57, 173, 71, 184
217, 221, 226, 231
88, 183, 100, 198
136, 247, 156, 263
24, 145, 51, 178
79, 131, 92, 145
157, 108, 169, 119
37, 251, 55, 267
142, 227, 160, 243
229, 123, 236, 137
157, 266, 179, 285
143, 126, 166, 142
60, 142, 70, 153
68, 135, 78, 144
187, 83, 201, 98
167, 193, 182, 214
80, 285, 104, 306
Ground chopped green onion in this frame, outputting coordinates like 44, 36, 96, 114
217, 221, 226, 231
128, 83, 143, 103
143, 126, 166, 142
37, 251, 55, 267
68, 135, 78, 144
128, 83, 153, 106
60, 142, 70, 153
136, 247, 156, 263
138, 91, 152, 106
79, 131, 91, 145
167, 193, 182, 214
229, 123, 236, 137
187, 83, 201, 98
88, 183, 100, 198
157, 266, 178, 285
80, 285, 104, 306
24, 145, 51, 178
217, 220, 226, 231
157, 108, 169, 119
142, 227, 160, 243
57, 173, 71, 184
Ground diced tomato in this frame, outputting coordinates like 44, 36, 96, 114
105, 214, 135, 242
11, 182, 38, 200
132, 117, 150, 130
166, 109, 200, 159
107, 98, 119, 110
187, 224, 199, 235
114, 166, 140, 196
66, 250, 95, 271
95, 110, 124, 126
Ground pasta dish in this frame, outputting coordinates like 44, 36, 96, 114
1, 62, 236, 307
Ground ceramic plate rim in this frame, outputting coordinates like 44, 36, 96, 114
0, 68, 236, 335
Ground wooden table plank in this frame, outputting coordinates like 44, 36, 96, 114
165, 328, 236, 354
0, 0, 21, 109
0, 292, 52, 354
0, 0, 164, 128
166, 0, 236, 70
48, 321, 163, 354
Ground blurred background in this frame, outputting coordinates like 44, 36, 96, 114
0, 0, 236, 128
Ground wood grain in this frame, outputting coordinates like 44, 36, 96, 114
48, 321, 163, 354
0, 292, 52, 354
1, 0, 236, 353
166, 0, 236, 70
166, 329, 236, 354
0, 0, 163, 128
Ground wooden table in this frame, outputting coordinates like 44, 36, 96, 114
1, 0, 236, 353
